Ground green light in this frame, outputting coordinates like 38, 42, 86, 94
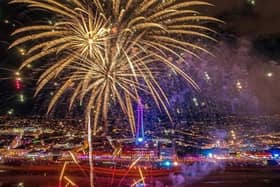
19, 94, 25, 103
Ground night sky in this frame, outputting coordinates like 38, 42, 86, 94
0, 0, 279, 116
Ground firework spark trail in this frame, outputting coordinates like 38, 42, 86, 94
64, 176, 77, 187
110, 146, 122, 186
59, 161, 68, 187
87, 112, 94, 187
68, 151, 88, 177
128, 167, 146, 187
130, 178, 143, 187
138, 167, 145, 185
58, 153, 87, 187
117, 156, 142, 187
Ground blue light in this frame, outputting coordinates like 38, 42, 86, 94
208, 153, 213, 158
274, 154, 279, 158
164, 160, 171, 167
137, 137, 144, 143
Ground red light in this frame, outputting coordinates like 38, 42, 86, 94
15, 79, 21, 90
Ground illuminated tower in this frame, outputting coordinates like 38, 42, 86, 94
136, 99, 145, 143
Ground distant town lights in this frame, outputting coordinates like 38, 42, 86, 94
236, 81, 242, 90
192, 97, 199, 106
7, 109, 14, 115
173, 161, 179, 166
15, 79, 22, 90
19, 94, 25, 103
267, 72, 273, 78
247, 0, 256, 6
204, 72, 211, 80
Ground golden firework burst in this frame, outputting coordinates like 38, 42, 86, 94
9, 0, 222, 134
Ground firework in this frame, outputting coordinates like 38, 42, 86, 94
9, 1, 220, 186
9, 0, 221, 131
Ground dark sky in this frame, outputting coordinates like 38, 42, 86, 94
208, 0, 280, 36
208, 0, 280, 114
0, 0, 279, 115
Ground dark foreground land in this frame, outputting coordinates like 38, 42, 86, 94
0, 166, 280, 187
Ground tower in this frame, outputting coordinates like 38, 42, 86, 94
136, 99, 144, 143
